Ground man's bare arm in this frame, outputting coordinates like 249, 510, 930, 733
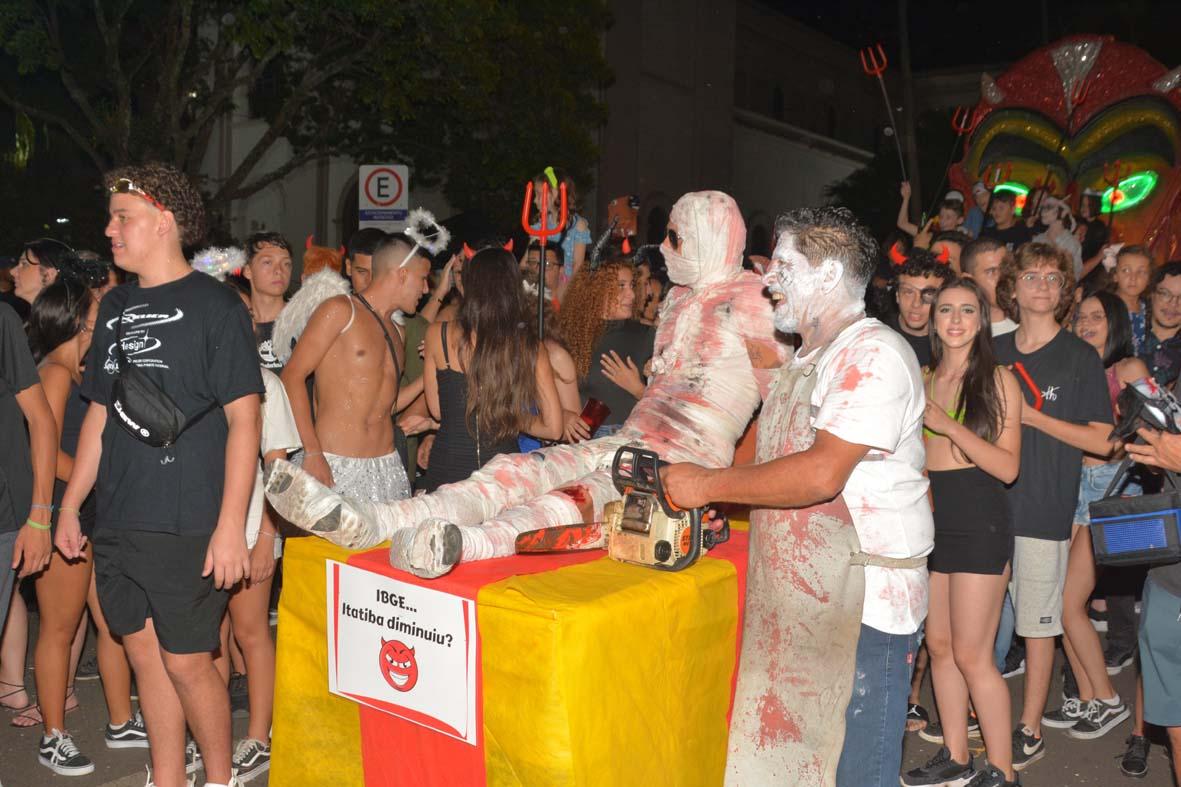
280, 296, 352, 456
663, 430, 870, 510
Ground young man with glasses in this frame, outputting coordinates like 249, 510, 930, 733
1141, 261, 1181, 386
992, 243, 1115, 772
56, 162, 262, 787
888, 247, 953, 368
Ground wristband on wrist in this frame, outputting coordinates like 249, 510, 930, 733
30, 503, 53, 512
304, 450, 323, 458
25, 518, 50, 531
258, 530, 276, 539
59, 506, 80, 515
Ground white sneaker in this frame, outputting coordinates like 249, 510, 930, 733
142, 764, 196, 787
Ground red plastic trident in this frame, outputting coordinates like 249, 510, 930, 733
951, 105, 979, 136
1104, 159, 1134, 230
521, 179, 568, 338
860, 42, 907, 181
983, 162, 1013, 190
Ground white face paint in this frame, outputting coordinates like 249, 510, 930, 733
763, 235, 818, 333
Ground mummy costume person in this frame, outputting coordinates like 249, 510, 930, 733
264, 191, 790, 577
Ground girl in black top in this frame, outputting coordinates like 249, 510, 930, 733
419, 249, 562, 492
25, 272, 136, 764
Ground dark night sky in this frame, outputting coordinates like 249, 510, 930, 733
766, 0, 1181, 71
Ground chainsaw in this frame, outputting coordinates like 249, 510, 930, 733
514, 446, 730, 571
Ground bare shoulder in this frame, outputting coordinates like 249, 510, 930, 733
545, 339, 575, 373
311, 294, 353, 325
37, 361, 74, 400
994, 365, 1022, 406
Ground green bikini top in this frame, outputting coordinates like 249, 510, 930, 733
923, 372, 965, 439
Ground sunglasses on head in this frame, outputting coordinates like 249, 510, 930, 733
109, 178, 167, 212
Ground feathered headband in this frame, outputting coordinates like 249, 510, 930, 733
402, 208, 451, 268
889, 241, 950, 267
191, 246, 247, 280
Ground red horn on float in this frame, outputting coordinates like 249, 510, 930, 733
463, 243, 476, 260
888, 242, 908, 266
622, 237, 632, 255
305, 234, 314, 250
935, 245, 951, 264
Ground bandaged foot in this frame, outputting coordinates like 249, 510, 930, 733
389, 518, 463, 578
264, 458, 384, 550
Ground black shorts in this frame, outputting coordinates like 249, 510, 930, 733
929, 466, 1013, 575
92, 529, 228, 654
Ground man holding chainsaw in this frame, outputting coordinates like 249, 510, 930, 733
663, 207, 933, 787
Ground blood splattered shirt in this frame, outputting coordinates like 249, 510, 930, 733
802, 317, 933, 635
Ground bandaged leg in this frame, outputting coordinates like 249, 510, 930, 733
266, 437, 623, 551
389, 468, 620, 577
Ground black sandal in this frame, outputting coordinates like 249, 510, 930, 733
906, 702, 929, 733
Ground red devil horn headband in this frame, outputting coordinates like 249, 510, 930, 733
305, 234, 314, 250
888, 242, 908, 266
935, 245, 951, 264
463, 243, 476, 261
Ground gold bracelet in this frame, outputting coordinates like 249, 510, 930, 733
59, 506, 80, 515
25, 518, 50, 531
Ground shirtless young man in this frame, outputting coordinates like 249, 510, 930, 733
280, 234, 431, 505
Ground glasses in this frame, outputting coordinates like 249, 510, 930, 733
1154, 288, 1181, 305
109, 178, 167, 212
897, 286, 938, 304
1018, 271, 1066, 289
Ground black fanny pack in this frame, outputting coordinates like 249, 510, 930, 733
110, 308, 214, 448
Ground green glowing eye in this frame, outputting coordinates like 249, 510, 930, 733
1102, 171, 1158, 213
992, 182, 1030, 215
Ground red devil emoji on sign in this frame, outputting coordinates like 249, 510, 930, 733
379, 638, 419, 692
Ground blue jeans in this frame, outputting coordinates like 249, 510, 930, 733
836, 624, 920, 787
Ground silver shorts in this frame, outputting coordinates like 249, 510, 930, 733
311, 450, 411, 504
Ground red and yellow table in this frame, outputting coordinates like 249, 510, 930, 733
271, 525, 749, 786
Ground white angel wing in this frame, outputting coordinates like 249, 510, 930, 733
273, 270, 351, 362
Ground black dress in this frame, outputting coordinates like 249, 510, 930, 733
419, 323, 519, 493
53, 382, 96, 537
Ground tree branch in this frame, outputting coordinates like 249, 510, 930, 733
0, 85, 106, 172
42, 2, 105, 145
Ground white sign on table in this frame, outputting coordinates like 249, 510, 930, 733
325, 560, 478, 745
358, 164, 410, 231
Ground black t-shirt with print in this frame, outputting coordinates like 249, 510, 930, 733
995, 329, 1112, 541
0, 303, 39, 532
980, 222, 1034, 251
81, 272, 263, 536
255, 320, 283, 371
584, 320, 655, 427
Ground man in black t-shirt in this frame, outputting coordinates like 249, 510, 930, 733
993, 243, 1115, 771
242, 231, 293, 371
980, 191, 1034, 251
885, 246, 953, 368
58, 163, 262, 787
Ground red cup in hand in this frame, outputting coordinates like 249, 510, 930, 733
580, 398, 611, 435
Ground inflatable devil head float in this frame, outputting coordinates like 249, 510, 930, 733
949, 35, 1181, 260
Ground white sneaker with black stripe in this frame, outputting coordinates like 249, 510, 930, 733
186, 739, 204, 774
1041, 697, 1087, 729
232, 738, 272, 782
106, 709, 150, 748
39, 728, 95, 776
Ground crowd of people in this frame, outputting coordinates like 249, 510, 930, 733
0, 157, 1179, 787
876, 178, 1181, 786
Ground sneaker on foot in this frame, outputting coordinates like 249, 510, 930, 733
75, 654, 100, 681
185, 739, 204, 774
229, 672, 249, 717
106, 709, 150, 749
39, 728, 95, 776
1088, 605, 1108, 632
143, 765, 196, 787
1118, 734, 1150, 778
1061, 660, 1079, 700
1002, 640, 1026, 678
900, 746, 973, 786
1041, 697, 1087, 729
967, 711, 981, 739
965, 764, 1021, 786
1104, 646, 1135, 676
232, 738, 272, 783
1011, 725, 1045, 772
1069, 697, 1130, 740
918, 715, 979, 745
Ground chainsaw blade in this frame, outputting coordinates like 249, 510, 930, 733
514, 523, 605, 553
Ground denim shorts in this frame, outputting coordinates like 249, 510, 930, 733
1074, 462, 1142, 526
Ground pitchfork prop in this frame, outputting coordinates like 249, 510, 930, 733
521, 179, 568, 339
923, 106, 981, 225
860, 43, 908, 181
